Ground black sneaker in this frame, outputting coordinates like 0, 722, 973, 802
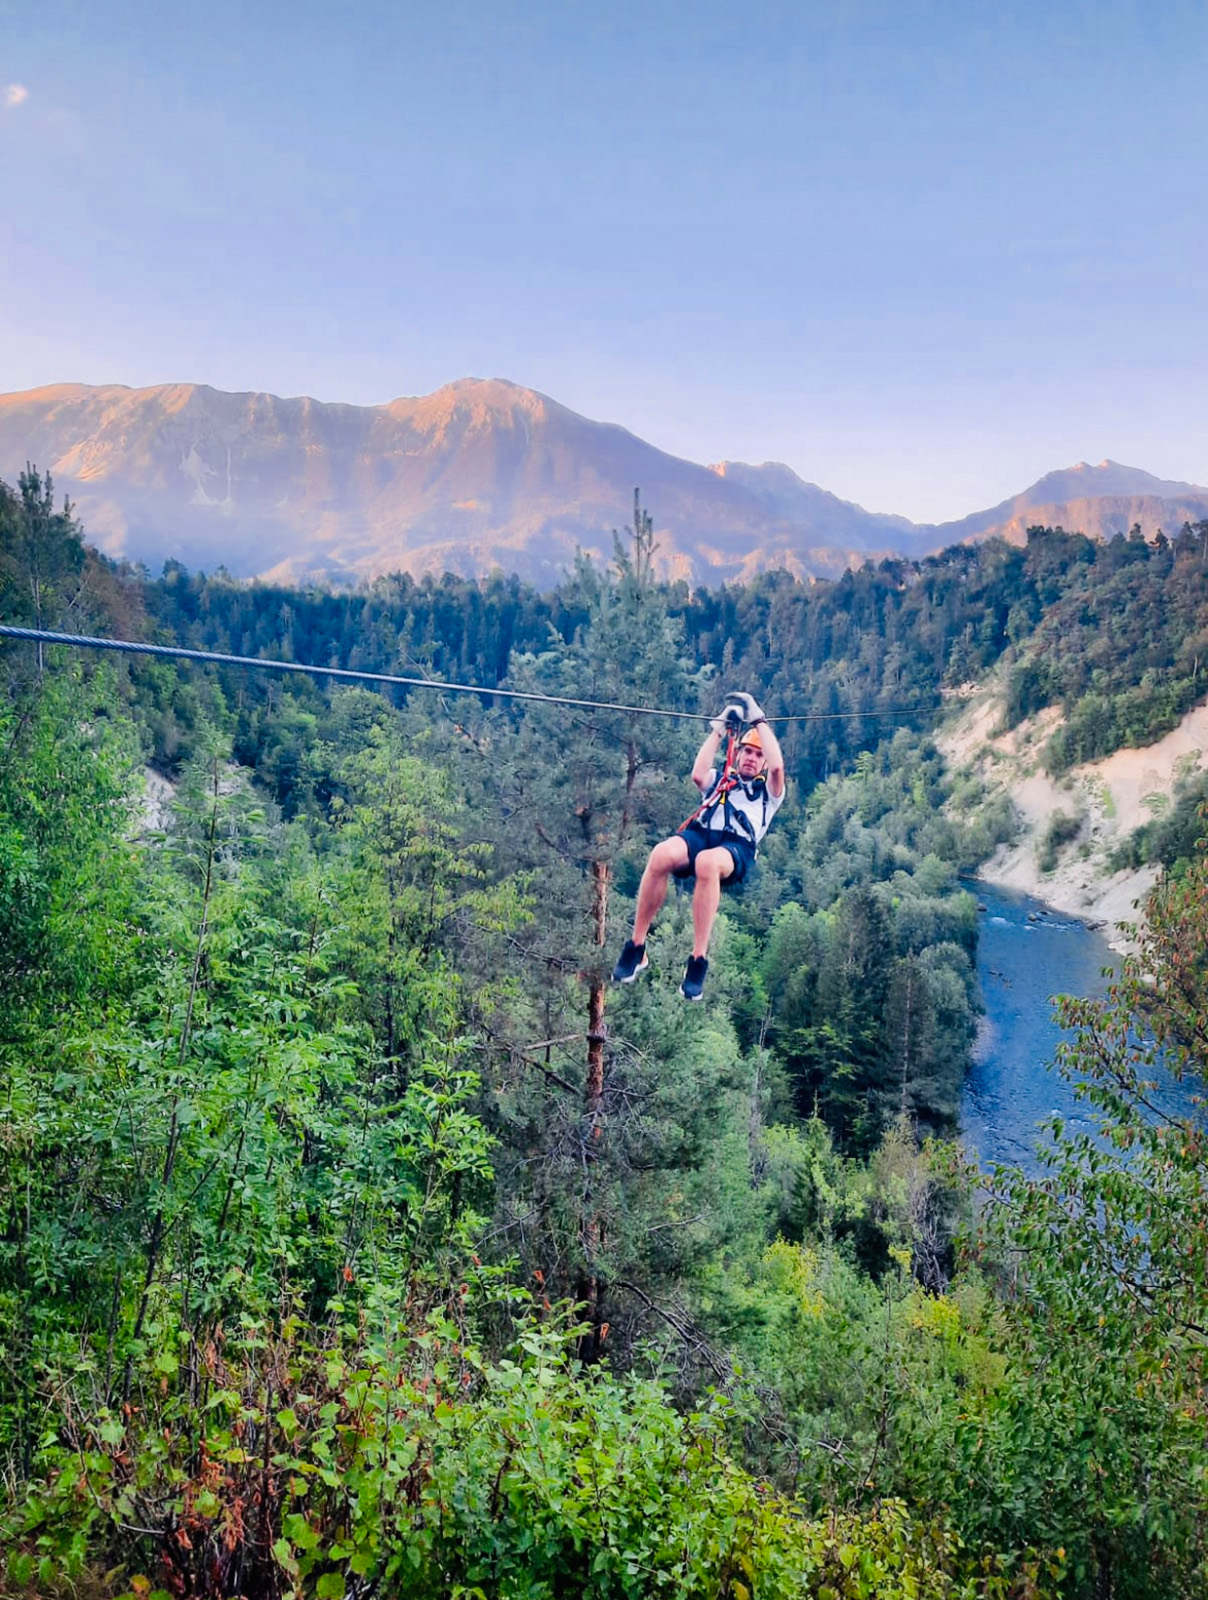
680, 955, 708, 1000
612, 939, 649, 984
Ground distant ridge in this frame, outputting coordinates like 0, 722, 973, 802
1, 380, 1206, 586
707, 460, 925, 555
924, 459, 1208, 547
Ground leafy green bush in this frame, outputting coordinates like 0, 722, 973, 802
4, 1311, 1035, 1600
1109, 782, 1208, 873
1036, 810, 1082, 873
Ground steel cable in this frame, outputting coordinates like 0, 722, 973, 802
0, 625, 943, 725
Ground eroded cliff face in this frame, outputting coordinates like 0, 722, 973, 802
940, 688, 1208, 951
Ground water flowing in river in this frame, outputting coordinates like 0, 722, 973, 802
962, 881, 1119, 1171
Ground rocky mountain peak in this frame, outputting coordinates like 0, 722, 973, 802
2, 378, 1207, 588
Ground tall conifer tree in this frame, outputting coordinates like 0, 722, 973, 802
460, 495, 701, 1350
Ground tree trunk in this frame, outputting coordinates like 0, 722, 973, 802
899, 968, 914, 1117
579, 858, 610, 1360
585, 857, 609, 1117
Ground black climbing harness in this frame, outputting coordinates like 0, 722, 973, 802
677, 732, 771, 848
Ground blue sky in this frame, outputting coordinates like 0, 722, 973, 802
2, 0, 1206, 521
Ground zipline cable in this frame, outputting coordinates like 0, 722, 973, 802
0, 626, 944, 726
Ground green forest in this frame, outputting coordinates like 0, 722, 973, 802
3, 470, 1208, 1598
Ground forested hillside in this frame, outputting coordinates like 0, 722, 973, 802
3, 471, 1208, 1597
47, 500, 1208, 799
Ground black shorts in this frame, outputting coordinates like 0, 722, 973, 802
673, 822, 757, 887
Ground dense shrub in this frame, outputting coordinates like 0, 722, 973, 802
1036, 810, 1083, 873
3, 1312, 1036, 1600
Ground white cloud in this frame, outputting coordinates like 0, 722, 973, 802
6, 83, 29, 109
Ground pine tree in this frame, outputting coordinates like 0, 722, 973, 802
454, 495, 703, 1353
0, 470, 86, 678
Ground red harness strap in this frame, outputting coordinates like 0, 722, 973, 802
677, 733, 738, 833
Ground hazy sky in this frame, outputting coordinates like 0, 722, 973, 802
2, 0, 1206, 520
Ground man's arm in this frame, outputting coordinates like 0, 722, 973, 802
757, 718, 786, 798
691, 727, 723, 791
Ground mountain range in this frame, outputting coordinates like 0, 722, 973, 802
2, 377, 1206, 587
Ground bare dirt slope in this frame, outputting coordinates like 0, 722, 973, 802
939, 689, 1208, 951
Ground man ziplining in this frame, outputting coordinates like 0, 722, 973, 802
612, 691, 787, 1001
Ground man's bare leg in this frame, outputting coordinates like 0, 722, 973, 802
691, 847, 734, 957
633, 836, 691, 945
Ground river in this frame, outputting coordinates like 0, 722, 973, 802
962, 881, 1118, 1171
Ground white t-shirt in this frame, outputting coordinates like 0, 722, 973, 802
698, 768, 785, 848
